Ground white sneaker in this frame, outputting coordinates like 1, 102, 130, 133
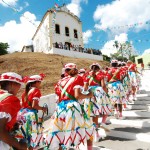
100, 123, 110, 132
128, 99, 133, 103
95, 131, 101, 142
119, 116, 125, 120
114, 111, 119, 119
105, 120, 111, 124
133, 96, 137, 101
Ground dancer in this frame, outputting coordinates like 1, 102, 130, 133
107, 60, 125, 119
84, 63, 112, 133
46, 63, 94, 150
0, 72, 32, 150
16, 74, 47, 148
127, 60, 141, 101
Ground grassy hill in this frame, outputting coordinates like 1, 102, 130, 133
0, 52, 109, 97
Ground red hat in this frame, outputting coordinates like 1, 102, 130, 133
0, 72, 24, 85
24, 73, 46, 83
89, 63, 101, 70
64, 63, 77, 70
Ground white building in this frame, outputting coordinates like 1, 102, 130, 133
31, 4, 103, 61
32, 4, 83, 52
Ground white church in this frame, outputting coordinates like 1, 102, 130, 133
22, 4, 103, 61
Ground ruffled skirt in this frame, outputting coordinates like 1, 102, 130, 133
84, 86, 112, 116
128, 71, 137, 87
108, 81, 126, 104
45, 100, 94, 149
15, 109, 44, 148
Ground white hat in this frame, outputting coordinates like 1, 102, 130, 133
111, 60, 118, 64
79, 68, 86, 74
24, 73, 46, 83
64, 63, 77, 70
0, 72, 23, 85
89, 63, 101, 70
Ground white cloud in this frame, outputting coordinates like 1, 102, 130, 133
93, 0, 150, 32
67, 0, 88, 17
0, 0, 29, 12
101, 33, 137, 57
0, 0, 18, 7
0, 11, 40, 52
114, 33, 128, 43
101, 40, 117, 57
143, 48, 150, 55
83, 30, 92, 44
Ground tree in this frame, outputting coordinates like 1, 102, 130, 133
103, 54, 111, 62
0, 42, 9, 55
113, 41, 134, 61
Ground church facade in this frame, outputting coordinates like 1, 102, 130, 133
32, 5, 83, 53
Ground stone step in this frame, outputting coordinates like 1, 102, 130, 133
129, 100, 150, 104
122, 110, 150, 118
136, 94, 150, 98
137, 96, 150, 101
126, 104, 150, 110
102, 130, 150, 143
107, 118, 150, 128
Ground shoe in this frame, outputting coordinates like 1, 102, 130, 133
105, 120, 111, 125
119, 116, 125, 120
100, 123, 110, 132
128, 99, 133, 103
133, 96, 137, 101
95, 130, 101, 142
114, 111, 119, 119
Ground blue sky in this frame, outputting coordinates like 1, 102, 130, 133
0, 0, 150, 56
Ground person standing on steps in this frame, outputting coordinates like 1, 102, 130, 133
83, 63, 112, 138
106, 60, 125, 120
16, 74, 47, 148
46, 63, 94, 150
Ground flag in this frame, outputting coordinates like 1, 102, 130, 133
55, 3, 59, 8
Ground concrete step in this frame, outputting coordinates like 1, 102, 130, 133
108, 118, 150, 128
133, 100, 150, 104
103, 130, 150, 143
122, 110, 150, 118
136, 94, 150, 98
126, 104, 150, 110
97, 125, 150, 143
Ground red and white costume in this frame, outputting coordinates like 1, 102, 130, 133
84, 68, 112, 116
46, 63, 94, 149
16, 74, 45, 148
0, 72, 23, 150
107, 67, 126, 104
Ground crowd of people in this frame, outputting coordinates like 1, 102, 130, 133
0, 60, 141, 150
53, 42, 102, 55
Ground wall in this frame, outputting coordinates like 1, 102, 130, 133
51, 10, 83, 48
38, 93, 57, 117
33, 14, 50, 53
49, 47, 103, 61
135, 53, 150, 68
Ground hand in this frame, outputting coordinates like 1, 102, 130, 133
18, 143, 33, 150
88, 91, 93, 98
42, 107, 48, 113
27, 146, 33, 150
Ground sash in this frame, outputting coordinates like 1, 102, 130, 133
60, 77, 76, 100
88, 72, 101, 85
109, 68, 120, 82
0, 93, 12, 102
